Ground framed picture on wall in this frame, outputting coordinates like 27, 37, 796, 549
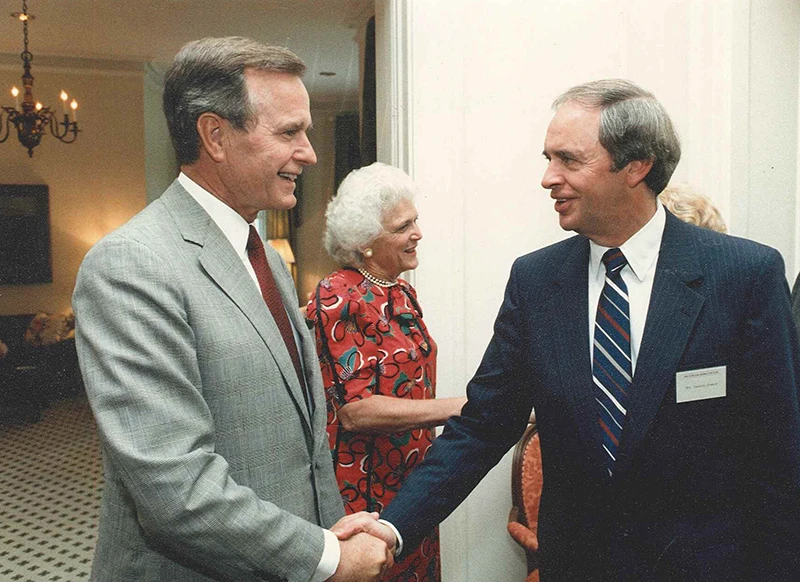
0, 184, 52, 285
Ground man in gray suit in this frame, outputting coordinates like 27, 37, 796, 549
73, 37, 393, 582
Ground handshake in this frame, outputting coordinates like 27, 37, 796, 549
329, 512, 399, 581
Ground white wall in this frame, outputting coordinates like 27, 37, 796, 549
733, 0, 800, 274
376, 1, 800, 581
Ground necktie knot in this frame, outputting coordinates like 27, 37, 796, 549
602, 248, 628, 276
247, 225, 262, 253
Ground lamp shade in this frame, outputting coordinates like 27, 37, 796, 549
268, 238, 295, 264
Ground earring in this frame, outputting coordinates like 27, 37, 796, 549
364, 249, 373, 258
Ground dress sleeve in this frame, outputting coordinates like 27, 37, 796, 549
310, 276, 381, 411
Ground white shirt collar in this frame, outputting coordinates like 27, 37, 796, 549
178, 172, 252, 255
590, 202, 666, 282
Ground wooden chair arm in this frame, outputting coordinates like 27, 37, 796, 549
507, 520, 539, 553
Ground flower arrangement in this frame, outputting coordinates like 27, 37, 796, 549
23, 309, 76, 347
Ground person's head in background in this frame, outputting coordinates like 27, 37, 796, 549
658, 183, 727, 233
324, 162, 422, 282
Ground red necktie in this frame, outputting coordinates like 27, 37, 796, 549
246, 226, 310, 410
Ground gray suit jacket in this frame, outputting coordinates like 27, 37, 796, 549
73, 180, 343, 582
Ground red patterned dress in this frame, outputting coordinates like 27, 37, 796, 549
307, 268, 441, 581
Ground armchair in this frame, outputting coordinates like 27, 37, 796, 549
0, 310, 81, 423
507, 421, 543, 582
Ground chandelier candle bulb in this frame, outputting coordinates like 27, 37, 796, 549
70, 99, 77, 121
60, 90, 68, 113
11, 86, 20, 108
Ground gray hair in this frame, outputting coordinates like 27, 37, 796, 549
553, 79, 680, 194
324, 162, 418, 267
163, 36, 306, 165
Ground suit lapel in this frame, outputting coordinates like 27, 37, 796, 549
614, 212, 705, 475
160, 182, 313, 434
263, 246, 322, 428
542, 238, 608, 476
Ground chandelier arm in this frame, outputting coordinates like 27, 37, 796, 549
46, 110, 65, 139
47, 110, 79, 143
0, 108, 14, 143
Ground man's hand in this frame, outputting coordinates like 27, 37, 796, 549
329, 532, 393, 582
330, 512, 396, 552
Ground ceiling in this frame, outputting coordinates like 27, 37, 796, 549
0, 0, 374, 108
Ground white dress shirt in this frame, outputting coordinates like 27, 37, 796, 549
588, 203, 667, 374
178, 172, 340, 581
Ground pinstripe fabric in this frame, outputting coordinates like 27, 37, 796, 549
592, 248, 631, 477
382, 211, 800, 579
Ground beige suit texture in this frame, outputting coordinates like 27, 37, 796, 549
73, 180, 344, 582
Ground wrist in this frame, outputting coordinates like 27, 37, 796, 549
377, 519, 403, 556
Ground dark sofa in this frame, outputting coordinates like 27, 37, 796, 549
0, 313, 82, 423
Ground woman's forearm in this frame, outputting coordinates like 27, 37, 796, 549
338, 395, 467, 434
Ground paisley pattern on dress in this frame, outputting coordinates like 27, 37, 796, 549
308, 268, 441, 581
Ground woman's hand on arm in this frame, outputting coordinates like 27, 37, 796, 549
337, 395, 467, 434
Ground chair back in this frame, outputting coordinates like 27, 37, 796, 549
509, 421, 543, 579
511, 422, 542, 533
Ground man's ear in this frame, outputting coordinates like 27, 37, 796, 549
196, 113, 226, 163
625, 158, 654, 188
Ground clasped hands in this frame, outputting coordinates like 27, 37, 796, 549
329, 512, 398, 581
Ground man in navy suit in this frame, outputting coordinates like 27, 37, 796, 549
380, 79, 800, 580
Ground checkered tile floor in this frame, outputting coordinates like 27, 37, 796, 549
0, 396, 102, 581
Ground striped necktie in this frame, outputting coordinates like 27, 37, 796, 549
592, 248, 631, 477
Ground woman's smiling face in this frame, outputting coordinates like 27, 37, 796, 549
364, 198, 422, 281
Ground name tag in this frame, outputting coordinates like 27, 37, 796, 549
675, 365, 726, 403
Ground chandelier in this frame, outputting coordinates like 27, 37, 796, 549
0, 0, 79, 157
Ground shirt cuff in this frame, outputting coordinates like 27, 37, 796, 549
314, 529, 340, 582
378, 519, 404, 557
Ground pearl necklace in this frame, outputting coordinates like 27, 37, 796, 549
358, 268, 398, 287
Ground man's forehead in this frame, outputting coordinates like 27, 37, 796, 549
544, 105, 600, 147
551, 102, 600, 128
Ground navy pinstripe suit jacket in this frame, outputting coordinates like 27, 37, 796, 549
382, 211, 800, 581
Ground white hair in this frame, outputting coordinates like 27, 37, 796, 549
323, 162, 418, 267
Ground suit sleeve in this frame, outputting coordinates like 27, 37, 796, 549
380, 259, 535, 552
737, 249, 800, 577
73, 235, 326, 582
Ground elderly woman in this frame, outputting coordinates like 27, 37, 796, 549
307, 162, 465, 581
